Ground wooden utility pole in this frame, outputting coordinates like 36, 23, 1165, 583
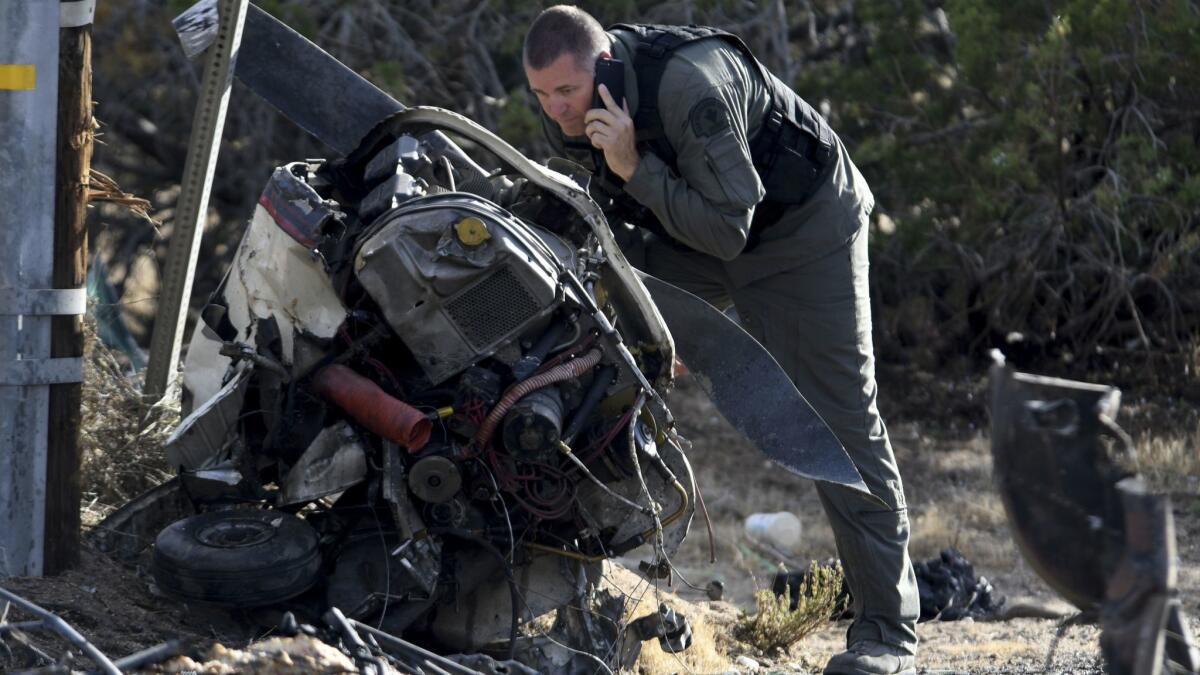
45, 2, 95, 575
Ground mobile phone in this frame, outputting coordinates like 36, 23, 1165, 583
592, 57, 625, 110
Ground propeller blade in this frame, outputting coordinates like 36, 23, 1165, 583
637, 271, 872, 495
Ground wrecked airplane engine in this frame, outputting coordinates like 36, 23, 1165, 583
150, 108, 696, 659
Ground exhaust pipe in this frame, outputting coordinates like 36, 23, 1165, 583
312, 364, 431, 450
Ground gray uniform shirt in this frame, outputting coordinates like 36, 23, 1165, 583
540, 30, 875, 287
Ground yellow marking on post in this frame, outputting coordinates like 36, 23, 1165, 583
0, 65, 36, 90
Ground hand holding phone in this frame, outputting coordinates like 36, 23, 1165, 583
587, 56, 638, 181
592, 57, 625, 110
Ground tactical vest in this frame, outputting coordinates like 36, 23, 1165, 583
598, 23, 836, 250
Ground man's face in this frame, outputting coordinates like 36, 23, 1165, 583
525, 53, 594, 138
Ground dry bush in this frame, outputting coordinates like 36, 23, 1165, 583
80, 311, 177, 523
734, 561, 843, 655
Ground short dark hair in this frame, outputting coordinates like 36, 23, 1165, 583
523, 5, 607, 72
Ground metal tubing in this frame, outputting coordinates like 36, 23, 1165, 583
111, 638, 192, 672
348, 618, 478, 675
0, 586, 120, 674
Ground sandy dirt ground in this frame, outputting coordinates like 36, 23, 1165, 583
1, 375, 1196, 674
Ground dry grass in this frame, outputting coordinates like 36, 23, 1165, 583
79, 311, 177, 524
909, 494, 1015, 570
1134, 430, 1200, 494
733, 561, 844, 655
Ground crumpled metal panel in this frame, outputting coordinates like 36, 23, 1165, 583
166, 366, 252, 470
280, 421, 367, 505
258, 163, 339, 248
989, 363, 1131, 610
182, 203, 348, 406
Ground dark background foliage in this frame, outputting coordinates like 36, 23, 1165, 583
88, 0, 1200, 394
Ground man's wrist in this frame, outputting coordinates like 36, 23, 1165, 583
614, 154, 640, 182
622, 152, 660, 202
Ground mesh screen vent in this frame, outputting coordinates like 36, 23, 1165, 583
446, 266, 540, 349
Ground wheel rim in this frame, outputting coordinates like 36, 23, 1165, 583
195, 517, 277, 548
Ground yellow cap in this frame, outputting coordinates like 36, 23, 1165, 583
454, 217, 491, 246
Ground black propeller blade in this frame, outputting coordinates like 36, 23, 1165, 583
637, 272, 870, 495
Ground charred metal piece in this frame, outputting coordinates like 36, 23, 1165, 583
990, 361, 1199, 675
990, 363, 1129, 609
1100, 478, 1199, 675
616, 602, 694, 668
349, 617, 483, 675
446, 653, 538, 675
281, 422, 368, 505
629, 603, 693, 654
508, 587, 627, 675
324, 607, 389, 675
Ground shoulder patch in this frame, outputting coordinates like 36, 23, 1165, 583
689, 97, 730, 137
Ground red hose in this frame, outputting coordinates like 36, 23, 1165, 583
473, 348, 604, 450
312, 364, 432, 451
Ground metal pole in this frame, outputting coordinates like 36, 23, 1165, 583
0, 2, 63, 578
143, 0, 247, 402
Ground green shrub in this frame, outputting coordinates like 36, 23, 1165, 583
734, 562, 844, 655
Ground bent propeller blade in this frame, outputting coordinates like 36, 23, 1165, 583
175, 0, 403, 155
637, 271, 872, 495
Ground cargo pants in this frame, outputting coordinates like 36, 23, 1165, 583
636, 210, 921, 654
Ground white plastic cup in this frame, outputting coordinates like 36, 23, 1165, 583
744, 511, 803, 554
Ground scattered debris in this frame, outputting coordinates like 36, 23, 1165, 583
743, 511, 803, 555
706, 579, 725, 602
773, 548, 1005, 623
914, 547, 1005, 621
734, 654, 761, 671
